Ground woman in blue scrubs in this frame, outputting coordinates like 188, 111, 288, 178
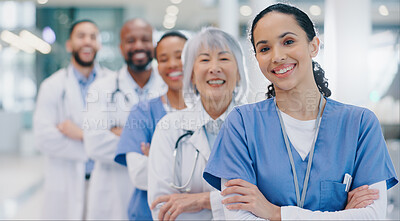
114, 31, 187, 220
204, 3, 398, 220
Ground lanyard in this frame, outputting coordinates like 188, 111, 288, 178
275, 94, 324, 208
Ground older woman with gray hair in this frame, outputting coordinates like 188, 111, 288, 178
147, 27, 248, 220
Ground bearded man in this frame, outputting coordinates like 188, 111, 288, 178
34, 20, 112, 219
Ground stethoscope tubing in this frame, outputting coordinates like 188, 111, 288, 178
169, 130, 198, 192
111, 69, 130, 103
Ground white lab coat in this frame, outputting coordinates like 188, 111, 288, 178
84, 65, 167, 220
148, 100, 235, 220
33, 64, 111, 220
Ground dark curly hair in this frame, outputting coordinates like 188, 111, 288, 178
250, 3, 331, 98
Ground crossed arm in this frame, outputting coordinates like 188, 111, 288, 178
221, 178, 385, 220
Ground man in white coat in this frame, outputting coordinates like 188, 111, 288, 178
83, 18, 166, 220
33, 20, 112, 219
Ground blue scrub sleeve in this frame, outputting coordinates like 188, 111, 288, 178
114, 102, 152, 166
352, 109, 398, 190
204, 108, 257, 191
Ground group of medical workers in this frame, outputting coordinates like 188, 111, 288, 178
33, 3, 398, 221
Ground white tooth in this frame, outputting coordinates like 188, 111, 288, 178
169, 71, 182, 77
134, 53, 146, 59
208, 80, 224, 84
82, 47, 93, 53
276, 69, 285, 74
276, 65, 294, 74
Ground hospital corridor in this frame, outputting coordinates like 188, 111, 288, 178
0, 152, 44, 219
1, 0, 400, 220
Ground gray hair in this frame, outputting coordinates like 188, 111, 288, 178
182, 27, 248, 105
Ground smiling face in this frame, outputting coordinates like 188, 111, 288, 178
66, 22, 100, 67
192, 46, 239, 105
253, 12, 319, 94
120, 19, 154, 72
156, 36, 186, 91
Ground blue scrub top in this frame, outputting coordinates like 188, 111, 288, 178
204, 97, 398, 212
115, 96, 166, 220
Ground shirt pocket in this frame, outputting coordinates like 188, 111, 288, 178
319, 181, 347, 211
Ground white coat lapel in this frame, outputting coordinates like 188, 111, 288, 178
181, 99, 237, 161
65, 65, 85, 125
187, 128, 211, 160
181, 101, 211, 160
118, 67, 139, 109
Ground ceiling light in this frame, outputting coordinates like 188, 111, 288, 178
37, 0, 48, 5
166, 5, 179, 16
309, 5, 321, 16
379, 5, 389, 16
20, 30, 52, 54
170, 0, 182, 4
163, 20, 175, 29
164, 14, 177, 23
1, 30, 35, 53
240, 5, 252, 17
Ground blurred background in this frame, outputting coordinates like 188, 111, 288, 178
0, 0, 398, 219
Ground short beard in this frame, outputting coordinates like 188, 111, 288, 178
126, 50, 153, 72
72, 50, 96, 67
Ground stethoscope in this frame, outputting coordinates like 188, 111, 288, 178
110, 70, 130, 103
169, 130, 200, 192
